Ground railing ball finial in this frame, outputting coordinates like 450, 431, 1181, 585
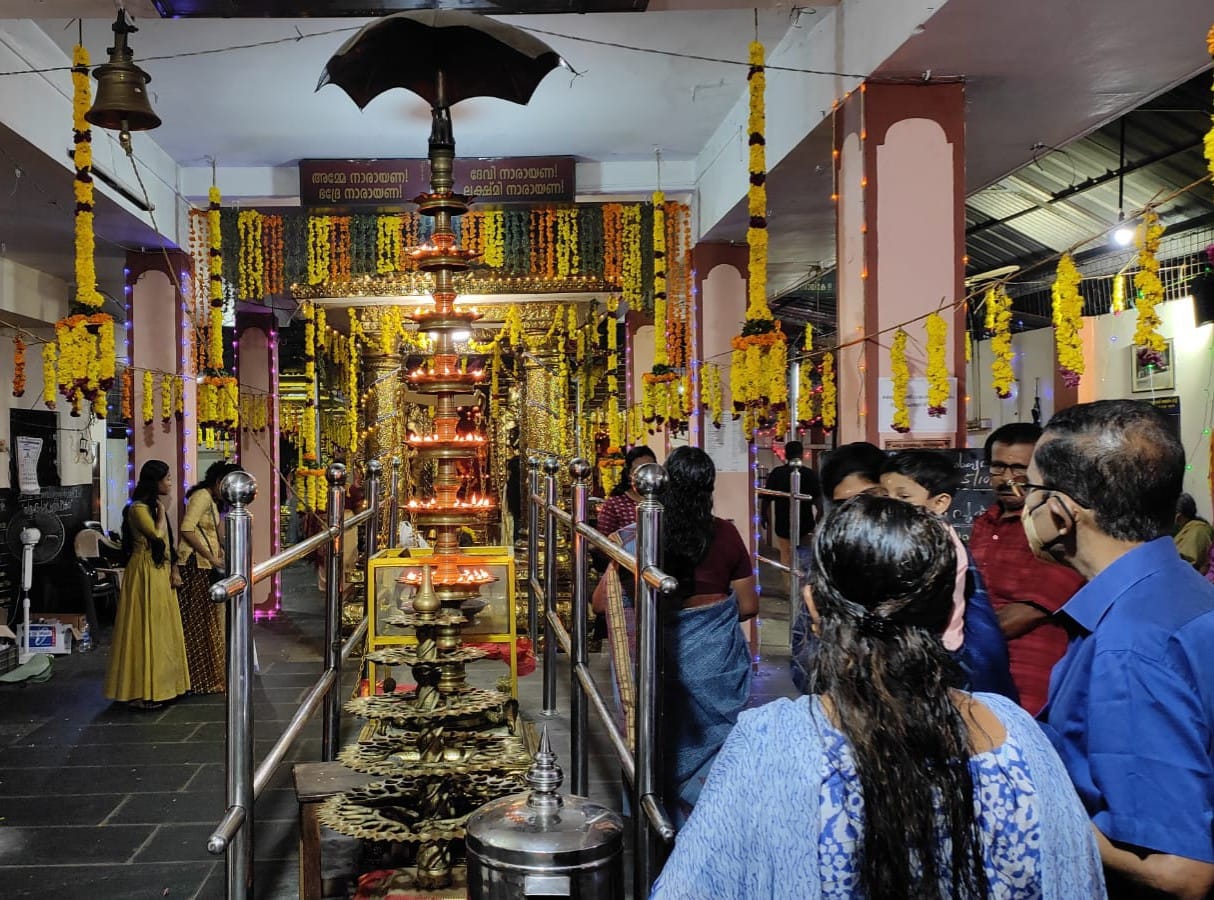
326, 462, 348, 486
527, 454, 543, 472
632, 462, 666, 499
789, 456, 803, 468
390, 455, 401, 469
220, 470, 257, 507
569, 457, 592, 482
542, 455, 560, 476
366, 458, 383, 477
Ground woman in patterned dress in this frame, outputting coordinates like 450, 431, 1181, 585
653, 494, 1104, 899
176, 461, 240, 694
103, 460, 190, 709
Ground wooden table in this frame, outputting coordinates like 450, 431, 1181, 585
293, 761, 375, 900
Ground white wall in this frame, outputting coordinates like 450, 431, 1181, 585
968, 327, 1058, 446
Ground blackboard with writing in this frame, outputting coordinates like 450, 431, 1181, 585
944, 449, 994, 540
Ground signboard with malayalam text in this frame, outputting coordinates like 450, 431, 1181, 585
299, 157, 575, 207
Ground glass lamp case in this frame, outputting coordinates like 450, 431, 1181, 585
366, 547, 518, 696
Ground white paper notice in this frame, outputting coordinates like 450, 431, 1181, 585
704, 416, 751, 473
16, 436, 42, 495
877, 377, 957, 434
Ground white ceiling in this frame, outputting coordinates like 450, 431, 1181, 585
37, 10, 793, 166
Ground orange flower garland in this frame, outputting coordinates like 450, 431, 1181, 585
12, 336, 25, 397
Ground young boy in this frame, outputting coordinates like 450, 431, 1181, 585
880, 450, 1018, 700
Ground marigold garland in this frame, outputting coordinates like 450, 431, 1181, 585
820, 352, 836, 431
727, 39, 786, 440
620, 205, 643, 309
702, 363, 723, 428
986, 286, 1015, 399
173, 375, 184, 420
120, 367, 133, 420
142, 370, 154, 425
1132, 209, 1167, 367
1051, 252, 1084, 387
237, 209, 264, 300
1205, 25, 1214, 195
12, 336, 25, 397
71, 45, 102, 310
925, 313, 949, 416
1111, 273, 1127, 315
208, 186, 225, 369
890, 329, 911, 433
41, 343, 56, 409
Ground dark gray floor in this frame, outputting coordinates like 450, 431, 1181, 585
0, 555, 798, 900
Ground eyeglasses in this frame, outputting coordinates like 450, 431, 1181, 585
989, 462, 1030, 476
1008, 481, 1054, 499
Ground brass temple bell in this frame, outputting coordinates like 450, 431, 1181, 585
86, 11, 161, 147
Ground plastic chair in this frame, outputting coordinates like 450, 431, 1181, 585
74, 525, 123, 635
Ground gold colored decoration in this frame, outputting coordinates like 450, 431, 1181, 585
986, 286, 1015, 399
925, 313, 949, 417
1132, 209, 1167, 367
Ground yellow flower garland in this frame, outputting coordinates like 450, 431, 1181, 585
71, 45, 103, 310
160, 372, 173, 423
237, 209, 264, 300
347, 334, 359, 457
820, 352, 836, 431
142, 370, 154, 425
1111, 273, 1127, 315
173, 375, 184, 420
376, 216, 400, 275
890, 329, 911, 433
925, 313, 949, 416
483, 211, 505, 268
621, 205, 643, 309
12, 336, 25, 398
986, 286, 1015, 399
41, 343, 57, 409
308, 216, 332, 286
1051, 252, 1084, 387
1206, 26, 1214, 191
702, 363, 723, 428
1132, 209, 1167, 365
208, 186, 225, 370
745, 40, 771, 322
652, 192, 667, 365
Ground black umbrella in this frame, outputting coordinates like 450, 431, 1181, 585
317, 11, 567, 112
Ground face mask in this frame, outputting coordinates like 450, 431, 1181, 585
1021, 494, 1073, 563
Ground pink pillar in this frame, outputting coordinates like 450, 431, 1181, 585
127, 251, 195, 524
236, 311, 280, 613
693, 242, 758, 654
834, 83, 968, 448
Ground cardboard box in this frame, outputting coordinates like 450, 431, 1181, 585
18, 622, 73, 655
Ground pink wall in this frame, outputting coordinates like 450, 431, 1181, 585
237, 323, 278, 611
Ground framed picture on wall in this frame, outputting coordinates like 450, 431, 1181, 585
1131, 339, 1176, 393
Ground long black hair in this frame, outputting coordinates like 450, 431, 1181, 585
809, 494, 986, 899
610, 444, 657, 497
660, 446, 717, 598
123, 459, 174, 567
186, 459, 238, 499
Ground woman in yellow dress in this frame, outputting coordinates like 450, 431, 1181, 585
104, 460, 190, 709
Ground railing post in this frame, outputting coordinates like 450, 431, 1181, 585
220, 470, 257, 900
541, 455, 560, 717
568, 457, 592, 795
788, 459, 803, 647
366, 459, 383, 558
526, 455, 542, 648
322, 463, 347, 762
633, 461, 667, 900
388, 456, 401, 549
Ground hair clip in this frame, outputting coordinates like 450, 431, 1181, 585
859, 611, 895, 639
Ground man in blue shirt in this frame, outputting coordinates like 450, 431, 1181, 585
1028, 399, 1214, 898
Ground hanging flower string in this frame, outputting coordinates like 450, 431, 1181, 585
925, 313, 949, 416
820, 352, 836, 432
643, 191, 679, 429
1132, 209, 1167, 367
796, 325, 818, 426
12, 335, 25, 397
890, 329, 911, 433
986, 286, 1015, 399
729, 39, 788, 439
71, 45, 102, 311
1051, 252, 1084, 387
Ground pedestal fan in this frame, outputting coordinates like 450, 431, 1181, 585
4, 511, 65, 663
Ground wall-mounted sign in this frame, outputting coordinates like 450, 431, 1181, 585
299, 157, 575, 207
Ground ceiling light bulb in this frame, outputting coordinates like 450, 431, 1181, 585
1113, 226, 1135, 247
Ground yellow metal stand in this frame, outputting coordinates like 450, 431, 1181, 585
366, 547, 518, 697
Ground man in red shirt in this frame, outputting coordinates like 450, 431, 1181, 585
968, 423, 1085, 713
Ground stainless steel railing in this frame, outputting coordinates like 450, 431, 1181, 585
526, 455, 679, 898
204, 460, 383, 900
754, 460, 813, 643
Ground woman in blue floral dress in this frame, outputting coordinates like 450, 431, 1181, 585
653, 494, 1104, 899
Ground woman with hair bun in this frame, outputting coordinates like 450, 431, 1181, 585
653, 494, 1103, 899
